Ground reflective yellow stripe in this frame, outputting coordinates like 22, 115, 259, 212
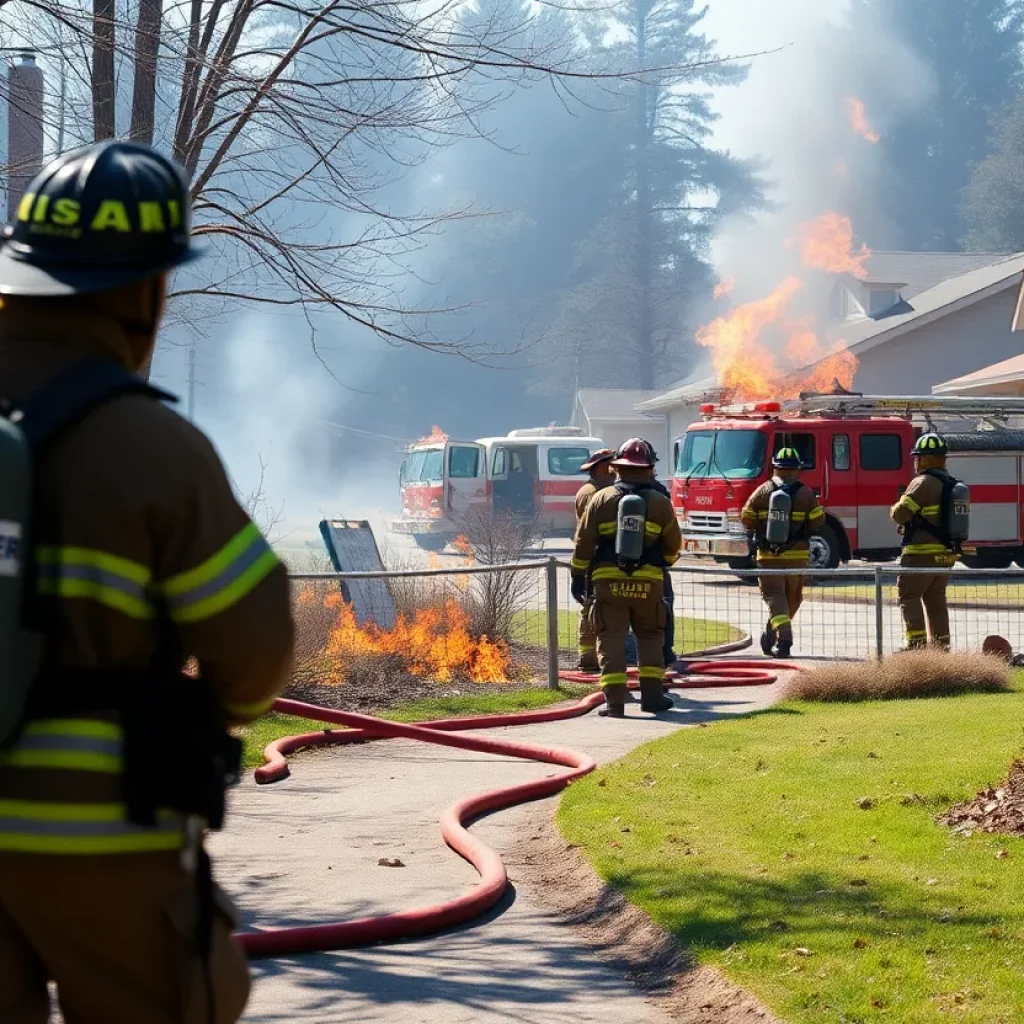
790, 512, 808, 521
770, 614, 791, 628
756, 551, 810, 562
591, 566, 664, 582
600, 673, 628, 686
35, 546, 153, 620
903, 543, 950, 554
920, 506, 941, 515
906, 629, 927, 638
571, 558, 590, 571
159, 522, 279, 623
222, 694, 276, 720
0, 718, 124, 773
644, 522, 662, 536
597, 522, 617, 536
0, 801, 183, 855
809, 506, 824, 518
898, 495, 921, 513
578, 644, 595, 653
638, 666, 664, 679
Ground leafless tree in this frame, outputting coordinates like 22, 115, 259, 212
0, 0, 702, 366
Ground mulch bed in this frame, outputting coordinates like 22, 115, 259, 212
939, 759, 1024, 837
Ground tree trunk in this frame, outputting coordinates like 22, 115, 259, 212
130, 0, 163, 143
634, 0, 654, 391
92, 0, 116, 139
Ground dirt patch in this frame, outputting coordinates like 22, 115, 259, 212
506, 815, 780, 1023
783, 649, 1011, 703
940, 758, 1024, 838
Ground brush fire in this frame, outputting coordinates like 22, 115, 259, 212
300, 587, 512, 685
845, 96, 880, 144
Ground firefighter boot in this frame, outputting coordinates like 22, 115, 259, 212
773, 640, 792, 660
760, 620, 776, 657
639, 677, 674, 713
598, 683, 630, 718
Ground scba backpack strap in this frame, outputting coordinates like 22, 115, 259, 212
0, 358, 175, 746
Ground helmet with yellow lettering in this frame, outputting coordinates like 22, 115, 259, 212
911, 433, 947, 457
0, 140, 201, 296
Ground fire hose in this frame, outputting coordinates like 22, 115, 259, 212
238, 657, 795, 958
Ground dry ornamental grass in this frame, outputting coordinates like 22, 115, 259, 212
783, 649, 1011, 703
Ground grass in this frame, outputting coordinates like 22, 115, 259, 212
238, 685, 593, 769
510, 608, 743, 653
785, 649, 1012, 703
805, 580, 1024, 609
558, 674, 1024, 1023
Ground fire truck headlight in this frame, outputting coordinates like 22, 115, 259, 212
728, 521, 747, 534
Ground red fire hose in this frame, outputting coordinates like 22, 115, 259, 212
238, 659, 792, 958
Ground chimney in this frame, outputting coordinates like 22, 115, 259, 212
7, 50, 44, 220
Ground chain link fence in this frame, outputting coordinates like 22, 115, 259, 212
284, 563, 1024, 701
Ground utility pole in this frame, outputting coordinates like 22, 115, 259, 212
187, 342, 196, 420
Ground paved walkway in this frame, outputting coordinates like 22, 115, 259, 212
211, 677, 786, 1022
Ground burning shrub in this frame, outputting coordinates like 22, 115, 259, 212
307, 590, 511, 685
784, 649, 1011, 703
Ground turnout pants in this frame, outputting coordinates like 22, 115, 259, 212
0, 851, 250, 1024
578, 599, 598, 671
758, 560, 807, 645
898, 557, 951, 647
593, 578, 666, 690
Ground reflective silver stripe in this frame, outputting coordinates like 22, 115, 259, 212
162, 533, 271, 613
14, 735, 121, 757
35, 562, 150, 604
0, 814, 182, 838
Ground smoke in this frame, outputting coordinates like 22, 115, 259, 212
705, 0, 933, 304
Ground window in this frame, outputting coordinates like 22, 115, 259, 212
548, 447, 590, 475
859, 434, 902, 471
676, 430, 766, 480
832, 434, 851, 471
491, 447, 507, 476
448, 446, 479, 478
420, 450, 443, 481
773, 433, 815, 470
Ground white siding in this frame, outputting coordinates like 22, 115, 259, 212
852, 288, 1021, 395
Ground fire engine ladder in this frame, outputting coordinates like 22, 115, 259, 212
794, 393, 1024, 423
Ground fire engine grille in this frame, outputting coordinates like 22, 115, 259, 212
686, 512, 727, 532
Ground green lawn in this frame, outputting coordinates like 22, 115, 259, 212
511, 608, 742, 653
239, 685, 592, 769
806, 581, 1024, 608
559, 678, 1024, 1023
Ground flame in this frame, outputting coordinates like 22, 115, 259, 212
793, 212, 870, 278
452, 534, 474, 556
712, 277, 735, 299
695, 277, 858, 402
321, 590, 510, 684
845, 97, 880, 144
416, 425, 448, 446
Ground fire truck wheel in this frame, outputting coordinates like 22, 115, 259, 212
808, 524, 841, 571
413, 534, 449, 552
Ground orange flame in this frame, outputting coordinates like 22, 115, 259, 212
845, 96, 880, 144
695, 277, 858, 402
793, 212, 870, 279
712, 277, 735, 300
322, 590, 510, 684
416, 425, 449, 446
452, 534, 474, 557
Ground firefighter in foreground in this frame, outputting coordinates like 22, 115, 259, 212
741, 447, 824, 658
574, 448, 616, 670
889, 433, 969, 649
0, 142, 294, 1022
570, 438, 681, 718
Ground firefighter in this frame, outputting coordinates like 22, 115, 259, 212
741, 447, 824, 658
574, 448, 617, 671
0, 141, 294, 1022
570, 438, 681, 718
890, 433, 957, 649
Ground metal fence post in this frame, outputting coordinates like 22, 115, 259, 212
874, 564, 884, 661
546, 557, 560, 690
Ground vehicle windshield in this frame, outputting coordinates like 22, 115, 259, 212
676, 429, 766, 480
403, 448, 444, 483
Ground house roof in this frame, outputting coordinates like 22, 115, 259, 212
575, 388, 657, 422
933, 353, 1024, 394
858, 251, 1015, 298
827, 252, 1024, 359
635, 374, 727, 413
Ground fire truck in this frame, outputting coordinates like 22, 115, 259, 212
672, 393, 1024, 570
392, 427, 604, 550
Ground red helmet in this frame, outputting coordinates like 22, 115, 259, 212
611, 437, 657, 468
983, 635, 1013, 660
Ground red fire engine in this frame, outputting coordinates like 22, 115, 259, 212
393, 427, 604, 550
672, 393, 1024, 569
